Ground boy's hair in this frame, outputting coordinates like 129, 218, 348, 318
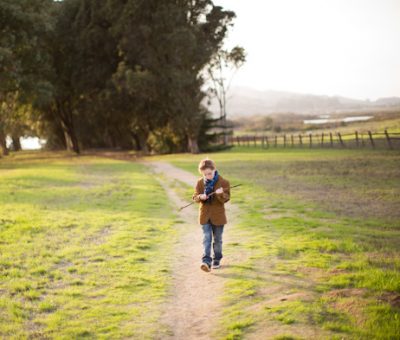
198, 158, 216, 173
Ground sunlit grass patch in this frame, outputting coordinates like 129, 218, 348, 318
164, 148, 400, 339
0, 152, 177, 338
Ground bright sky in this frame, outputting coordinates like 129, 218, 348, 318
214, 0, 400, 100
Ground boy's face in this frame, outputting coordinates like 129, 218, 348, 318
202, 168, 215, 180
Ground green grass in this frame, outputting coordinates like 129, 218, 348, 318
235, 114, 400, 137
147, 146, 400, 339
233, 115, 400, 150
0, 151, 178, 338
2, 147, 399, 339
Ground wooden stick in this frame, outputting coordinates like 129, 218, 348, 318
385, 129, 393, 149
179, 184, 242, 211
368, 131, 375, 148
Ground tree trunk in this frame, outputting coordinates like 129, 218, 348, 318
131, 130, 149, 153
57, 101, 80, 154
60, 121, 80, 154
188, 135, 199, 154
131, 132, 141, 151
11, 135, 22, 151
69, 129, 80, 154
107, 130, 117, 148
138, 131, 149, 154
0, 130, 9, 156
222, 114, 228, 145
62, 126, 74, 151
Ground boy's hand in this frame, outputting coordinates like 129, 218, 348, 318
215, 188, 223, 194
199, 194, 208, 200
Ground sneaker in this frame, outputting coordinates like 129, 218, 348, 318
212, 261, 221, 269
200, 262, 211, 272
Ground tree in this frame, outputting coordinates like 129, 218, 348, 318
0, 0, 54, 156
44, 0, 83, 154
169, 2, 239, 152
111, 0, 238, 153
0, 0, 240, 155
206, 46, 246, 144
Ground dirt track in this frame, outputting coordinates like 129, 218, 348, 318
146, 161, 241, 339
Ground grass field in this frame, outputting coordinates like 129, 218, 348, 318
233, 111, 400, 137
0, 152, 178, 338
149, 147, 400, 339
1, 147, 399, 339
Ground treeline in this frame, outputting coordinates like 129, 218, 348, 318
0, 0, 241, 156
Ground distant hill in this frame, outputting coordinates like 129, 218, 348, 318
373, 97, 400, 106
206, 86, 400, 116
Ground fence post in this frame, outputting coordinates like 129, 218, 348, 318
321, 133, 324, 147
309, 133, 312, 148
274, 135, 277, 148
299, 134, 303, 147
265, 136, 269, 148
368, 131, 375, 148
247, 136, 250, 147
261, 136, 265, 148
385, 129, 393, 149
283, 134, 286, 148
330, 132, 333, 147
253, 136, 257, 147
291, 135, 294, 147
337, 132, 345, 147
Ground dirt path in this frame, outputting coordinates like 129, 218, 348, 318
90, 153, 333, 338
145, 161, 242, 340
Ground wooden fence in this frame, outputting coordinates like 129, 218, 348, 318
223, 130, 400, 149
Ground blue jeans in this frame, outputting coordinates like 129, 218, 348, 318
202, 221, 224, 266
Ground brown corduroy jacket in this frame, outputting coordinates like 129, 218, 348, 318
192, 175, 230, 225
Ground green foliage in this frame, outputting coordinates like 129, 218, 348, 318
1, 0, 242, 155
0, 0, 54, 155
0, 0, 53, 95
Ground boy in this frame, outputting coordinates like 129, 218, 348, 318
192, 158, 230, 272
